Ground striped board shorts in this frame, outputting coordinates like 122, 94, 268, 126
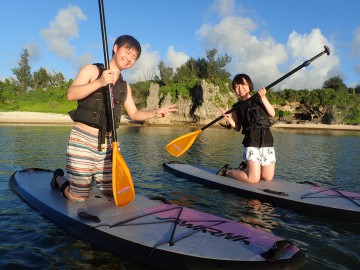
66, 124, 114, 202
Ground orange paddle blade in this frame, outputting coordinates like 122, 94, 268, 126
166, 130, 202, 157
112, 141, 135, 207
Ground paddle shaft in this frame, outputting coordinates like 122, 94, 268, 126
200, 45, 331, 132
98, 0, 117, 142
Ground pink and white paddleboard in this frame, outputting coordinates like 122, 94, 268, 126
10, 168, 306, 270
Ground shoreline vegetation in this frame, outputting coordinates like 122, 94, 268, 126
3, 48, 359, 129
1, 111, 360, 132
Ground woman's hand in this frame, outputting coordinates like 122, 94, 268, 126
220, 104, 241, 131
258, 87, 267, 97
258, 87, 275, 117
220, 104, 232, 121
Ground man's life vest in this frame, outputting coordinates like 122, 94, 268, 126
68, 63, 127, 149
233, 94, 274, 147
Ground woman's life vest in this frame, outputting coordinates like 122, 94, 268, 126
68, 63, 127, 150
233, 94, 274, 147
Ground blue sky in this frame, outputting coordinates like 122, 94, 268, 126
1, 0, 359, 90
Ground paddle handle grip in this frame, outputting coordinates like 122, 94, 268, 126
201, 46, 330, 132
265, 46, 330, 90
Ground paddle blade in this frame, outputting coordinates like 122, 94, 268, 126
166, 130, 202, 157
112, 142, 135, 207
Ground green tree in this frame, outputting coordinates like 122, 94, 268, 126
33, 67, 51, 89
49, 71, 66, 88
300, 89, 332, 122
204, 48, 231, 83
280, 89, 300, 103
172, 58, 199, 83
0, 79, 18, 105
346, 106, 360, 123
354, 84, 360, 95
300, 88, 352, 124
158, 60, 173, 85
171, 49, 231, 85
130, 81, 151, 108
11, 48, 32, 94
322, 76, 347, 92
33, 68, 66, 90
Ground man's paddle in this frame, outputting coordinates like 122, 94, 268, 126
166, 46, 331, 157
98, 0, 135, 207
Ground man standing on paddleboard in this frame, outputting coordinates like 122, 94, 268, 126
217, 73, 276, 184
51, 35, 177, 201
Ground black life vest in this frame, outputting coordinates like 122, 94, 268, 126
68, 63, 127, 149
233, 94, 273, 147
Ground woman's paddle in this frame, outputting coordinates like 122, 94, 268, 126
98, 0, 135, 207
166, 46, 330, 157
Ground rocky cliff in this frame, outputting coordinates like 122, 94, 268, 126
142, 80, 237, 126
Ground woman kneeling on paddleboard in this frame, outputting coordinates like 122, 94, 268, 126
217, 74, 276, 184
50, 35, 177, 201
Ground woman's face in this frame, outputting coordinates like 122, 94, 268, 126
234, 78, 251, 98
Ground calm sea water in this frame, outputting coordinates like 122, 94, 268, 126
0, 125, 359, 269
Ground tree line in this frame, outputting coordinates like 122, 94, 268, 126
1, 48, 360, 124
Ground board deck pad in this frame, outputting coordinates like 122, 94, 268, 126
163, 161, 360, 223
9, 168, 306, 270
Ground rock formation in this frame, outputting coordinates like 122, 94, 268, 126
143, 80, 237, 126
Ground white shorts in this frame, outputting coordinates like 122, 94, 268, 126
242, 147, 276, 166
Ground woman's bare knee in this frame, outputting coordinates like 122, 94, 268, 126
261, 176, 273, 181
247, 176, 261, 184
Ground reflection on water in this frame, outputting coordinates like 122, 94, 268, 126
1, 125, 359, 269
240, 199, 278, 232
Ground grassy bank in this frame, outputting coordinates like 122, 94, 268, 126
0, 88, 76, 114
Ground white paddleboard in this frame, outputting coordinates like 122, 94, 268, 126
163, 161, 360, 223
10, 168, 307, 270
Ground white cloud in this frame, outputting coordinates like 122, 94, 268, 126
197, 16, 287, 89
75, 53, 93, 71
209, 0, 236, 17
123, 43, 160, 83
284, 29, 339, 89
196, 3, 339, 90
40, 5, 88, 70
119, 0, 343, 89
123, 45, 188, 83
24, 41, 41, 63
166, 46, 189, 69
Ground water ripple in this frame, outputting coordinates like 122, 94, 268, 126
1, 125, 359, 269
